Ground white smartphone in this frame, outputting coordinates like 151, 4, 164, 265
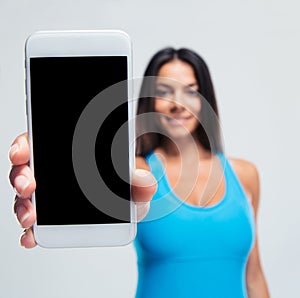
25, 30, 136, 248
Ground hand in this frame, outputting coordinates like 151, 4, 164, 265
9, 133, 156, 248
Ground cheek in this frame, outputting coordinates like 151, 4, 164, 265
186, 98, 201, 116
154, 98, 170, 113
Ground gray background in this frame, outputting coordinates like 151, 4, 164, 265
0, 0, 299, 297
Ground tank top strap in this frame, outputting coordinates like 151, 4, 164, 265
217, 152, 252, 207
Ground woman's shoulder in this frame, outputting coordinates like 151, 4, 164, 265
228, 157, 259, 179
227, 156, 260, 206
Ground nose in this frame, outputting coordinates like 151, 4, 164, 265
170, 90, 185, 112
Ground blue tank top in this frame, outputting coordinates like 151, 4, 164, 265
134, 152, 255, 298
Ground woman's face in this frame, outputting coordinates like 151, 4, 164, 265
154, 60, 201, 140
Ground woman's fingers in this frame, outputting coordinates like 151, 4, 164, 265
9, 132, 35, 199
9, 164, 36, 199
131, 169, 157, 203
14, 196, 36, 229
20, 227, 37, 248
9, 133, 30, 166
9, 133, 36, 248
14, 196, 37, 248
132, 169, 157, 222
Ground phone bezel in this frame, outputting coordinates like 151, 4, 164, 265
25, 30, 136, 248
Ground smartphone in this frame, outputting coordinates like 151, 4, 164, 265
25, 30, 136, 248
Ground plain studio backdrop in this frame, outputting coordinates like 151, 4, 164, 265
0, 0, 299, 297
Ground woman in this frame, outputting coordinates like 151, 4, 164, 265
9, 48, 269, 297
134, 48, 270, 297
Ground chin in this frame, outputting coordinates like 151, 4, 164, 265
162, 126, 196, 141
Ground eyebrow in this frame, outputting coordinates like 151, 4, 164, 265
187, 83, 198, 88
156, 82, 199, 89
156, 83, 173, 89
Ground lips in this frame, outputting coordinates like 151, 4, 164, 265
164, 115, 194, 126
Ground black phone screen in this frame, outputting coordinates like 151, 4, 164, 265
29, 56, 131, 225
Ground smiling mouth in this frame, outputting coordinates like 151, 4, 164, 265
164, 115, 193, 126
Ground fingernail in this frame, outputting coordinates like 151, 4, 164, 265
13, 187, 22, 198
134, 169, 156, 186
135, 169, 149, 177
9, 143, 19, 159
20, 212, 30, 224
14, 176, 30, 196
16, 205, 30, 224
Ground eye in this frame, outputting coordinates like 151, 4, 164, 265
186, 88, 200, 97
155, 89, 172, 98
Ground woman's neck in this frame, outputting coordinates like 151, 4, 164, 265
158, 136, 211, 161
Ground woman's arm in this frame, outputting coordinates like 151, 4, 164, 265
230, 158, 270, 298
246, 238, 270, 297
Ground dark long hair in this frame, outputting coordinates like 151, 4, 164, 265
136, 47, 223, 156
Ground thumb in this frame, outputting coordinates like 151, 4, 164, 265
131, 169, 157, 203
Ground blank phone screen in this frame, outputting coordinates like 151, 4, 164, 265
29, 56, 130, 225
